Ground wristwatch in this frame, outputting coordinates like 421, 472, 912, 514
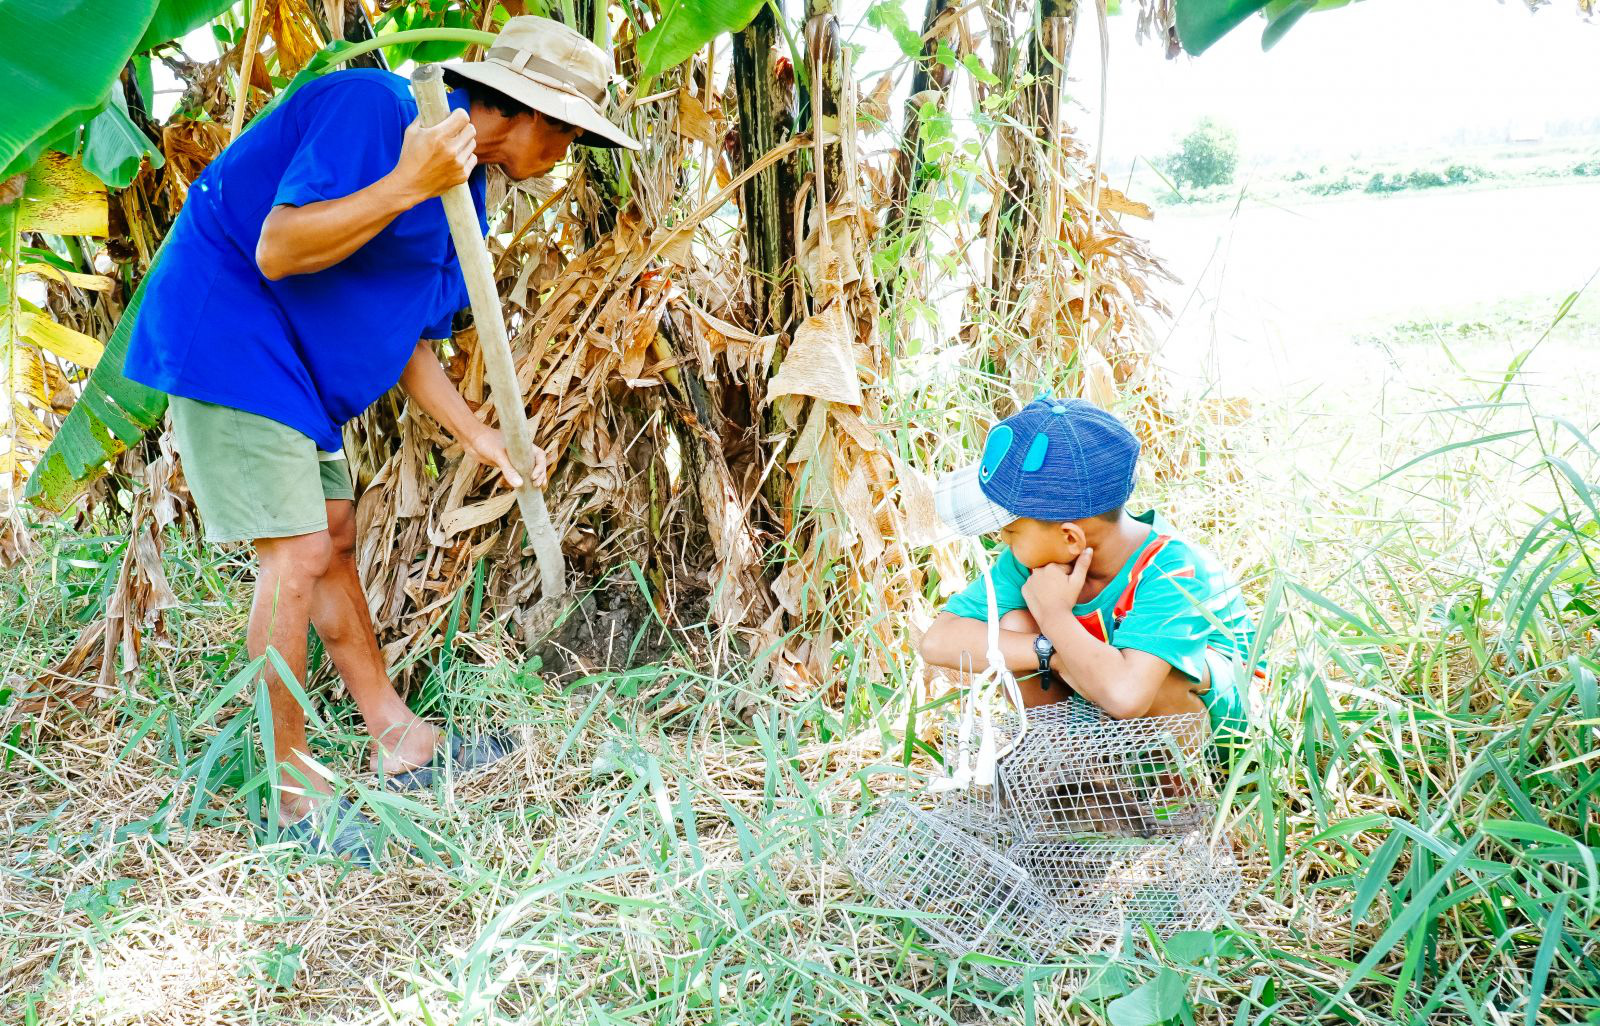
1032, 634, 1055, 690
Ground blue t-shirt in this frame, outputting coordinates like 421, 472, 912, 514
123, 69, 488, 451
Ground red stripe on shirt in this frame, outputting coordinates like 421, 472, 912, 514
1113, 535, 1172, 622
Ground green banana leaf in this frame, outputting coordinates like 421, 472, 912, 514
635, 0, 769, 80
1260, 0, 1315, 48
134, 0, 241, 54
1173, 0, 1271, 55
82, 86, 166, 190
1176, 0, 1356, 55
24, 248, 168, 513
1, 0, 250, 182
373, 5, 480, 66
0, 0, 160, 179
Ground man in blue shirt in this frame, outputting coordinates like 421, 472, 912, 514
123, 17, 639, 864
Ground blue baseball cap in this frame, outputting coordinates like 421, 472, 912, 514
935, 397, 1140, 535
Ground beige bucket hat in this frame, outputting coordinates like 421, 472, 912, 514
445, 15, 640, 150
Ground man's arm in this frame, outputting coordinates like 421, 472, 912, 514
397, 339, 547, 488
256, 110, 477, 280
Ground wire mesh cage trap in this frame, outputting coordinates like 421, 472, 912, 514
930, 779, 1018, 851
1008, 833, 1242, 939
933, 696, 1215, 841
996, 699, 1217, 840
847, 798, 1071, 986
927, 697, 1069, 849
848, 542, 1241, 982
851, 699, 1238, 974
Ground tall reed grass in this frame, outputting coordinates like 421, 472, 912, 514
2, 317, 1597, 1023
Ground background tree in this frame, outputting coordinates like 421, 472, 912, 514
1163, 115, 1239, 190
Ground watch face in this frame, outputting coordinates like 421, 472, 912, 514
1034, 635, 1052, 655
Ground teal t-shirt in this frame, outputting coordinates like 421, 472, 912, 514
945, 510, 1257, 744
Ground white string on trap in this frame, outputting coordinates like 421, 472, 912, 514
929, 536, 1028, 793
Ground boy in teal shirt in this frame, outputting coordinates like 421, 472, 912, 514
920, 398, 1257, 752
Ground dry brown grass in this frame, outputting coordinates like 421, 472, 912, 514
9, 317, 1600, 1023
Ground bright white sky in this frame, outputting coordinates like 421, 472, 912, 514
162, 1, 1600, 171
827, 0, 1600, 396
843, 0, 1600, 170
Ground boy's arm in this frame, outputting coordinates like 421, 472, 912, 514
1023, 550, 1179, 719
919, 611, 1049, 680
1035, 611, 1176, 718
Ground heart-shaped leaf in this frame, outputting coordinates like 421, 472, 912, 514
1107, 968, 1189, 1026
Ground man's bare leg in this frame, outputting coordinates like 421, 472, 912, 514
307, 499, 440, 775
251, 530, 336, 824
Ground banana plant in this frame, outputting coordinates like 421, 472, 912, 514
635, 0, 770, 80
1, 154, 114, 499
0, 0, 241, 505
0, 0, 238, 181
1175, 0, 1360, 55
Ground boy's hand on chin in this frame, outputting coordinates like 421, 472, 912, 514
1021, 548, 1094, 621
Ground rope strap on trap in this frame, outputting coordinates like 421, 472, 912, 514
929, 537, 1028, 793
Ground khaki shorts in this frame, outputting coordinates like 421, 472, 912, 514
169, 396, 354, 543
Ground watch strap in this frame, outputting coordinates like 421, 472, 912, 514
1035, 634, 1053, 690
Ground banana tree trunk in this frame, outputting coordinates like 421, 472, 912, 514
805, 2, 842, 204
990, 0, 1079, 308
732, 6, 797, 336
878, 0, 956, 308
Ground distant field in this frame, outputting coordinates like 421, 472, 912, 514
1132, 177, 1600, 405
1131, 136, 1600, 209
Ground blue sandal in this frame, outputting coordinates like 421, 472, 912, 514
263, 797, 384, 869
383, 731, 520, 792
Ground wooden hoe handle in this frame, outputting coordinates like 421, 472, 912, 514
410, 64, 566, 602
